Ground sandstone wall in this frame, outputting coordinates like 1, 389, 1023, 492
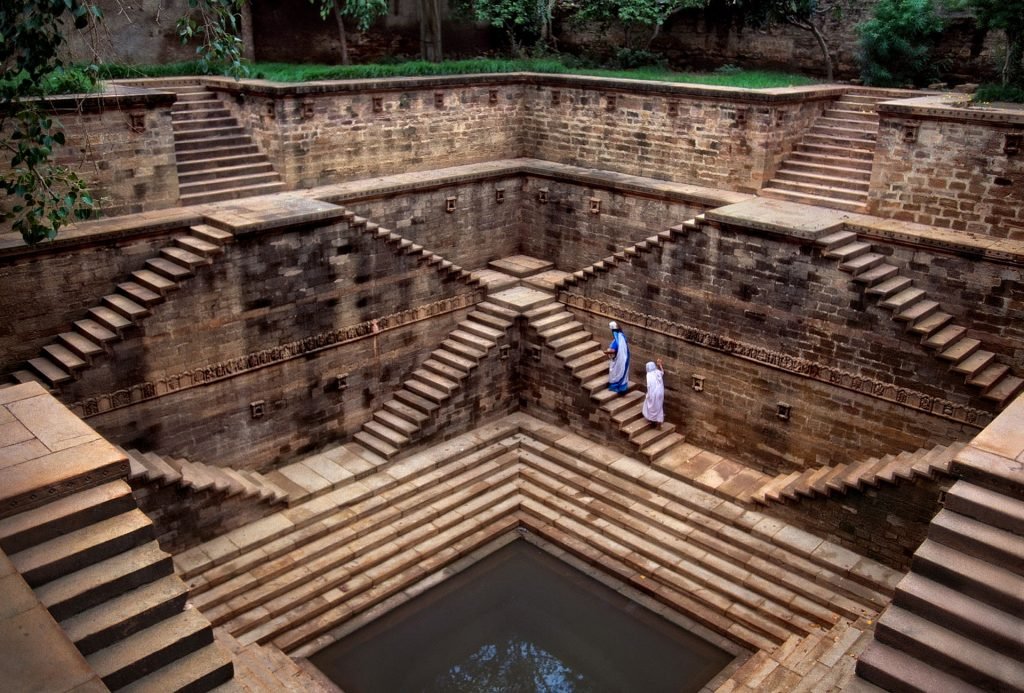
869, 103, 1024, 240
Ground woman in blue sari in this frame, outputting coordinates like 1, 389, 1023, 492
605, 321, 630, 394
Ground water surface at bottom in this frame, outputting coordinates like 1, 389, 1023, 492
310, 539, 732, 693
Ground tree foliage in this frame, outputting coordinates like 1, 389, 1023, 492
858, 0, 944, 87
1, 0, 100, 244
453, 0, 559, 54
730, 0, 841, 81
176, 0, 250, 78
955, 0, 1024, 86
568, 0, 705, 49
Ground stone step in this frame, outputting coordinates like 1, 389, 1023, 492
856, 641, 986, 693
411, 368, 458, 395
61, 574, 189, 655
912, 539, 1024, 614
460, 318, 504, 342
642, 432, 684, 462
865, 275, 912, 299
938, 337, 981, 363
922, 324, 967, 351
362, 419, 410, 448
116, 281, 163, 307
804, 131, 877, 148
42, 343, 87, 372
795, 141, 874, 161
774, 168, 871, 190
789, 151, 874, 171
0, 480, 135, 554
352, 430, 398, 460
908, 310, 953, 336
539, 319, 584, 342
566, 349, 606, 373
611, 402, 644, 425
132, 449, 184, 485
824, 107, 878, 122
433, 347, 475, 373
160, 246, 209, 271
850, 263, 898, 287
170, 106, 232, 121
764, 179, 867, 203
816, 229, 859, 250
929, 508, 1024, 576
179, 171, 282, 196
951, 349, 994, 378
173, 125, 246, 142
175, 143, 260, 162
531, 310, 572, 332
177, 152, 268, 174
968, 363, 1010, 391
893, 572, 1024, 660
37, 540, 173, 621
879, 287, 925, 311
404, 377, 449, 404
895, 298, 939, 323
421, 358, 467, 384
172, 115, 238, 130
440, 338, 486, 361
174, 234, 222, 258
826, 241, 872, 261
102, 293, 149, 321
449, 328, 494, 352
86, 608, 214, 690
467, 309, 513, 332
476, 300, 519, 322
983, 374, 1024, 406
73, 318, 118, 344
10, 508, 154, 586
393, 388, 439, 416
521, 301, 561, 321
632, 421, 676, 449
577, 361, 609, 383
549, 329, 591, 351
186, 446, 516, 601
119, 642, 233, 693
145, 256, 194, 281
190, 224, 234, 246
557, 339, 602, 362
129, 268, 177, 296
373, 408, 420, 437
840, 252, 886, 276
944, 481, 1024, 535
175, 134, 253, 152
810, 123, 877, 140
758, 187, 866, 213
382, 398, 430, 427
874, 605, 1024, 692
26, 356, 71, 386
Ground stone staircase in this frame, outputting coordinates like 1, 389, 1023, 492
817, 229, 1024, 408
213, 630, 337, 692
175, 414, 898, 679
9, 223, 233, 389
168, 85, 284, 206
750, 441, 966, 507
0, 478, 233, 691
351, 300, 512, 459
526, 299, 685, 462
118, 446, 289, 506
856, 448, 1024, 690
762, 92, 889, 213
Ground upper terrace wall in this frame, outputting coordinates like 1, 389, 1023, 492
869, 97, 1024, 240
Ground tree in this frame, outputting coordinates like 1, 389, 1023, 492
957, 0, 1024, 86
310, 0, 389, 65
1, 1, 100, 245
735, 0, 841, 81
568, 0, 706, 51
176, 0, 250, 78
858, 0, 944, 87
453, 0, 558, 54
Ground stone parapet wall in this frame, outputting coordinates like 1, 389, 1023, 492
869, 96, 1024, 239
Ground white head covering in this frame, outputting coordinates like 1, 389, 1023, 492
609, 321, 618, 331
646, 361, 658, 373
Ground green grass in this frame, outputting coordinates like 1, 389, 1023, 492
973, 83, 1024, 104
94, 58, 818, 89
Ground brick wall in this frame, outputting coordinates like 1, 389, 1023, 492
869, 105, 1024, 240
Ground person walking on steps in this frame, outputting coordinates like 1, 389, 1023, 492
606, 321, 630, 394
643, 359, 665, 426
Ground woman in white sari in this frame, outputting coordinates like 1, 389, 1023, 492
605, 321, 630, 394
642, 359, 665, 424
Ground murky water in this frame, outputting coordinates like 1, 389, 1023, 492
310, 540, 732, 693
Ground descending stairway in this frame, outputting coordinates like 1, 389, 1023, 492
351, 301, 513, 459
214, 630, 336, 692
168, 85, 284, 206
118, 446, 289, 506
174, 415, 898, 669
9, 223, 233, 389
856, 460, 1024, 690
762, 92, 890, 212
817, 229, 1024, 408
751, 441, 966, 506
525, 297, 684, 462
0, 479, 233, 691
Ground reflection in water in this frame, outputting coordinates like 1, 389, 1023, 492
428, 637, 600, 693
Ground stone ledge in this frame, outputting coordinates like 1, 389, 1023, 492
878, 94, 1024, 125
1, 83, 177, 116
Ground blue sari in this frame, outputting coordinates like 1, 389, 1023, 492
608, 330, 630, 393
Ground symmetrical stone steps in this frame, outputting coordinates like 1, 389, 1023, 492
9, 223, 234, 390
818, 229, 1024, 407
178, 415, 897, 672
168, 86, 284, 206
118, 446, 289, 506
526, 298, 684, 462
0, 477, 233, 691
351, 302, 510, 460
762, 92, 891, 212
856, 460, 1024, 692
750, 440, 966, 506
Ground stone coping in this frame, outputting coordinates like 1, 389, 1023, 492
0, 548, 106, 692
1, 83, 178, 115
0, 383, 128, 519
706, 196, 1024, 264
202, 195, 350, 236
878, 94, 1024, 125
122, 73, 905, 105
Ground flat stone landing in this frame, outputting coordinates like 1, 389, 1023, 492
486, 286, 557, 313
488, 254, 554, 277
175, 413, 899, 692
